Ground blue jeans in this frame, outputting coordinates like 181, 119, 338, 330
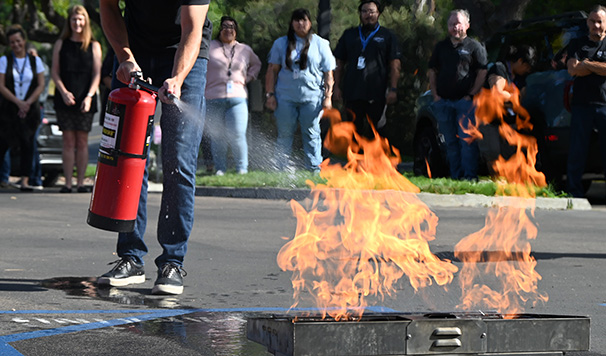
566, 104, 606, 197
114, 55, 207, 268
274, 98, 323, 172
206, 97, 249, 173
433, 98, 479, 180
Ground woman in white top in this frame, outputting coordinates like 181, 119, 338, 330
265, 8, 336, 172
0, 25, 46, 191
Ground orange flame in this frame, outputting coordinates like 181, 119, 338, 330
455, 84, 548, 317
277, 112, 457, 320
425, 158, 432, 179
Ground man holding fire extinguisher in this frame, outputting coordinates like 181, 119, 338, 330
97, 0, 211, 295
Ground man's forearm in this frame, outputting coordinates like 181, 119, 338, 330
171, 5, 207, 85
99, 0, 133, 64
470, 69, 487, 96
583, 59, 606, 76
389, 59, 401, 89
568, 58, 592, 77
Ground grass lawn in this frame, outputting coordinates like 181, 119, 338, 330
194, 169, 564, 198
86, 163, 562, 198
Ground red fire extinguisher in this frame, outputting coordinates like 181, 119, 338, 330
87, 71, 160, 232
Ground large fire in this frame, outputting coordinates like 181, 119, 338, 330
277, 110, 457, 320
456, 84, 548, 317
277, 88, 549, 321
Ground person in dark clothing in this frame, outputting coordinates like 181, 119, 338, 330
566, 5, 606, 197
428, 9, 487, 180
478, 45, 536, 174
97, 0, 211, 296
0, 25, 46, 191
99, 46, 115, 127
333, 0, 401, 139
51, 5, 102, 193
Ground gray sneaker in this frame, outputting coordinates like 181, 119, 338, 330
151, 263, 187, 295
97, 257, 145, 287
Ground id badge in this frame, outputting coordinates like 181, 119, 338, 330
293, 69, 300, 79
226, 80, 234, 94
357, 56, 366, 69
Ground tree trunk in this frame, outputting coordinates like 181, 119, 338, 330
414, 0, 436, 16
318, 0, 331, 40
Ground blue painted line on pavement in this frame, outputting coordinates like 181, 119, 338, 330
0, 309, 196, 355
0, 309, 184, 314
0, 306, 401, 355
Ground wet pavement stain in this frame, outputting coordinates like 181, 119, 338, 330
41, 277, 182, 308
31, 277, 274, 355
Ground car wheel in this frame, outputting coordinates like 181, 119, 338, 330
413, 126, 448, 178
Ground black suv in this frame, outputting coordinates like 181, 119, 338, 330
413, 12, 603, 189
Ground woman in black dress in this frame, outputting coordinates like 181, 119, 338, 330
51, 5, 102, 193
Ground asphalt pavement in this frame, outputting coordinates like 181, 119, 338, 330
1, 183, 606, 355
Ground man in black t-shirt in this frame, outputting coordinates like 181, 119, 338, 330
97, 0, 211, 295
428, 9, 487, 180
566, 5, 606, 197
478, 45, 535, 175
333, 0, 401, 139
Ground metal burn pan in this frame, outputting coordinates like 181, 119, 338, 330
246, 312, 590, 356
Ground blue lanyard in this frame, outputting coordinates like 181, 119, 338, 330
358, 24, 381, 52
293, 39, 303, 63
12, 53, 27, 83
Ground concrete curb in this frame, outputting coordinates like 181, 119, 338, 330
153, 183, 593, 211
416, 192, 592, 210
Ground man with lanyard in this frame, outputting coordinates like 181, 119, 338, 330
97, 0, 211, 295
333, 0, 401, 139
566, 5, 606, 198
428, 9, 487, 181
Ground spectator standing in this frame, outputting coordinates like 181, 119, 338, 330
205, 16, 261, 175
478, 45, 536, 174
333, 0, 401, 139
97, 0, 211, 295
428, 9, 487, 180
265, 8, 336, 172
566, 5, 606, 197
0, 25, 46, 191
51, 5, 102, 193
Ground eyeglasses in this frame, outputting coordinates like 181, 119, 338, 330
221, 24, 236, 30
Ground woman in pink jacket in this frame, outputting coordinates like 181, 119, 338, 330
205, 16, 261, 175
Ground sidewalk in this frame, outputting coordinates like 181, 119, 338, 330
146, 181, 592, 210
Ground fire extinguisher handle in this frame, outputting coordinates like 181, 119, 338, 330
132, 76, 178, 103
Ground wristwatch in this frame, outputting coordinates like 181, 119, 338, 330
265, 92, 275, 99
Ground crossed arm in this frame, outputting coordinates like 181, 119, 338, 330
568, 58, 606, 77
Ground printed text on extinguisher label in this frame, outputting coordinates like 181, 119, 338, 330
101, 112, 120, 150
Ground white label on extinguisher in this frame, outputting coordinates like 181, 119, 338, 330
101, 112, 120, 149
